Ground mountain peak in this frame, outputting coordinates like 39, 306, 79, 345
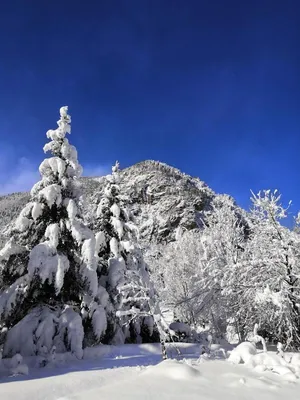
0, 160, 217, 246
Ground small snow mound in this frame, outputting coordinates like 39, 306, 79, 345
246, 352, 298, 382
246, 352, 288, 369
290, 353, 300, 367
228, 342, 257, 364
270, 365, 297, 381
144, 359, 200, 380
11, 363, 29, 376
10, 354, 29, 375
254, 364, 267, 373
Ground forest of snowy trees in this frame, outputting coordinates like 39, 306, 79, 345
1, 106, 300, 362
149, 192, 300, 348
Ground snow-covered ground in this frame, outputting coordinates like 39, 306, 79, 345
1, 343, 300, 400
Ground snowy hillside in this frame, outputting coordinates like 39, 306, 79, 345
0, 160, 250, 253
0, 160, 217, 246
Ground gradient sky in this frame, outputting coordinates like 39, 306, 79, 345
0, 0, 299, 220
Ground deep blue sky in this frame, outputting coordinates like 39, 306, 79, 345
0, 0, 299, 219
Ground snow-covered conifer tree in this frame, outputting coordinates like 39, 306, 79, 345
94, 162, 162, 344
0, 107, 105, 358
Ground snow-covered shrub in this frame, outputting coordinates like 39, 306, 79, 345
169, 322, 191, 341
9, 353, 29, 375
245, 351, 298, 382
228, 342, 257, 364
228, 324, 267, 364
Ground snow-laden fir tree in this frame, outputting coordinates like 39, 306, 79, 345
0, 107, 107, 358
94, 162, 167, 346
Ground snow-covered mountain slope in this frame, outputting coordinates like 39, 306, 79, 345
0, 193, 30, 247
0, 160, 248, 250
0, 160, 218, 246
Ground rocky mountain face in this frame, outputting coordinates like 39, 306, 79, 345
0, 160, 232, 247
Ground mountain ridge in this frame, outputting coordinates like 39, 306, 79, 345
0, 160, 240, 247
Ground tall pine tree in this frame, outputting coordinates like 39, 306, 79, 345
0, 107, 107, 358
94, 162, 166, 347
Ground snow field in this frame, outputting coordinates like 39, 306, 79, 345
1, 343, 300, 400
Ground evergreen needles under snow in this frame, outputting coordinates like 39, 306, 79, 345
0, 107, 101, 358
93, 161, 168, 348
